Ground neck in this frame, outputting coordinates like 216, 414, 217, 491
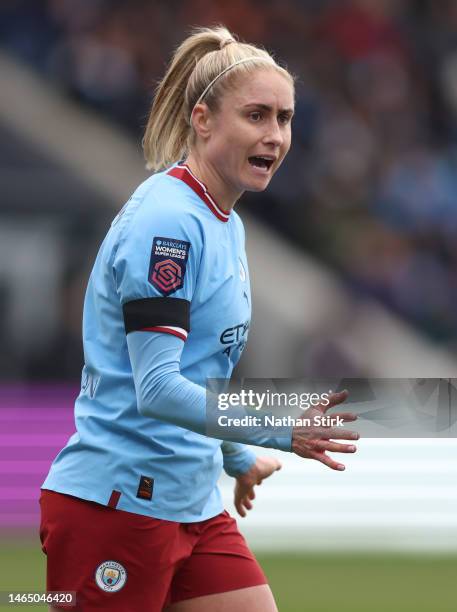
184, 154, 242, 213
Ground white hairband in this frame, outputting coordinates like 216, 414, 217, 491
190, 56, 276, 123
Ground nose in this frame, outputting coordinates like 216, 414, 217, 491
263, 118, 283, 147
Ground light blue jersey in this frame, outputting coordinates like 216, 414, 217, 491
42, 163, 291, 522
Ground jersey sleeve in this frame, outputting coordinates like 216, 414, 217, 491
127, 330, 293, 452
113, 194, 202, 342
221, 441, 256, 477
115, 190, 293, 452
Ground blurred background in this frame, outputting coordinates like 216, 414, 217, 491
1, 1, 457, 610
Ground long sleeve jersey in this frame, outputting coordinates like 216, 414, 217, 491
42, 163, 291, 522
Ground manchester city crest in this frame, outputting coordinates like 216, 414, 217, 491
95, 560, 127, 592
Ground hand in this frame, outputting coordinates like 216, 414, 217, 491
291, 390, 358, 471
234, 456, 282, 517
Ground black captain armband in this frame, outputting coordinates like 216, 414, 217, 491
123, 297, 190, 341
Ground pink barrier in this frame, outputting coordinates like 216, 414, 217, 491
0, 385, 78, 528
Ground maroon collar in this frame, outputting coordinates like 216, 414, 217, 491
167, 164, 230, 223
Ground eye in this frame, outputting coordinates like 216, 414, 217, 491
278, 113, 292, 125
249, 111, 262, 122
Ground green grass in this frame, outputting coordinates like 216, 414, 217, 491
1, 539, 456, 611
0, 538, 47, 611
257, 552, 457, 612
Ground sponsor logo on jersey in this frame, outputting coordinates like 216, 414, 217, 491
220, 320, 250, 358
220, 321, 250, 345
95, 561, 127, 592
149, 237, 190, 296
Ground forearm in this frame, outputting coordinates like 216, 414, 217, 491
127, 331, 292, 451
221, 441, 256, 477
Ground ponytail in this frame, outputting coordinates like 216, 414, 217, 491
143, 25, 294, 171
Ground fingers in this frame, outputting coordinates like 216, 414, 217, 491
292, 435, 358, 467
312, 451, 346, 471
235, 490, 255, 517
235, 501, 246, 517
332, 412, 358, 423
235, 457, 282, 517
293, 425, 359, 442
235, 494, 247, 517
311, 440, 357, 453
320, 428, 359, 441
323, 390, 349, 412
244, 496, 253, 510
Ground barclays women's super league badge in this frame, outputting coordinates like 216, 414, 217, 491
95, 560, 127, 592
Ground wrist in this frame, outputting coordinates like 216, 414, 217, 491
237, 461, 258, 486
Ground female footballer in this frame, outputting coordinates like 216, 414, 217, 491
40, 25, 358, 612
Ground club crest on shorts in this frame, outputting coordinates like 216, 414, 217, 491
95, 560, 127, 592
149, 237, 191, 296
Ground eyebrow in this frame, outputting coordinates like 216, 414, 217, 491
242, 103, 294, 115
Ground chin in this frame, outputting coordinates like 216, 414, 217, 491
246, 184, 269, 193
242, 177, 272, 193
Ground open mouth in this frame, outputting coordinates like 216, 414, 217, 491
248, 156, 274, 171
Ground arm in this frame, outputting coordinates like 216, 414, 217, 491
116, 192, 357, 466
127, 330, 293, 451
114, 193, 292, 451
129, 330, 358, 470
221, 441, 256, 477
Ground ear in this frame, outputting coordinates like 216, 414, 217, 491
190, 103, 212, 140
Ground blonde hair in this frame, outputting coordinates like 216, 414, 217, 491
143, 25, 295, 171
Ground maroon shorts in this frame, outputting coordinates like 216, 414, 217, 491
39, 490, 267, 611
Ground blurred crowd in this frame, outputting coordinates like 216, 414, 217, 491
2, 0, 457, 354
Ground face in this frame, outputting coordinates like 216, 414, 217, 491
195, 68, 294, 197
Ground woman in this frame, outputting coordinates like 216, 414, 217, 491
40, 25, 358, 612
